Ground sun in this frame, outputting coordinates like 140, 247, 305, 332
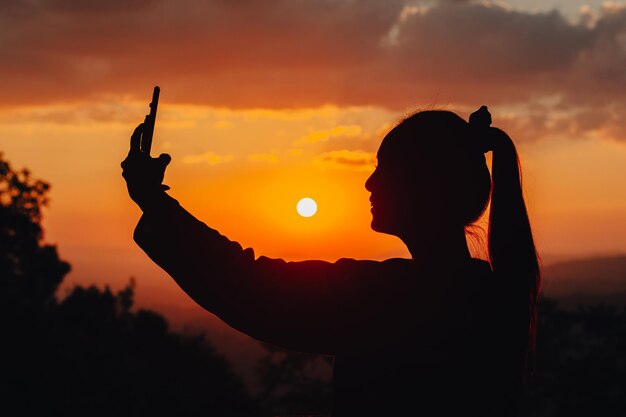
297, 198, 317, 217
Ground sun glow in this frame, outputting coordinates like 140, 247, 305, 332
297, 198, 318, 217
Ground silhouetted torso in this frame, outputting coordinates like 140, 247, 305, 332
134, 195, 520, 416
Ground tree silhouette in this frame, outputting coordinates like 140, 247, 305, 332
520, 298, 626, 417
38, 282, 260, 417
255, 343, 332, 416
0, 153, 70, 318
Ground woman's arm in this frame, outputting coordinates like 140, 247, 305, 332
133, 192, 382, 354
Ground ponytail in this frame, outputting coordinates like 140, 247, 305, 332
470, 106, 541, 380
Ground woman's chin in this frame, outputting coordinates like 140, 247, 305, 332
371, 211, 408, 237
370, 216, 392, 235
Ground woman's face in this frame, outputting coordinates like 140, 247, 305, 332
364, 156, 397, 235
365, 132, 431, 237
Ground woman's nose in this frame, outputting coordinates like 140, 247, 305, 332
365, 169, 377, 192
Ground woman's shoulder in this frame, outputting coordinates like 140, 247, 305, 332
334, 257, 416, 277
334, 256, 493, 279
334, 257, 411, 265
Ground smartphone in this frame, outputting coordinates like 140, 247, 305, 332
140, 86, 160, 155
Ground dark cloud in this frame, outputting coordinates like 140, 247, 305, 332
1, 0, 625, 139
45, 0, 158, 14
314, 149, 376, 171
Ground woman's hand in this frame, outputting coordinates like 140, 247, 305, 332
121, 123, 171, 211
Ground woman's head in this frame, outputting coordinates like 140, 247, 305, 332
365, 110, 491, 238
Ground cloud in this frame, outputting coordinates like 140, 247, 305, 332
313, 149, 376, 171
248, 152, 279, 163
0, 102, 145, 124
182, 151, 234, 165
45, 0, 158, 14
0, 0, 401, 106
213, 120, 233, 130
2, 1, 626, 140
295, 125, 363, 145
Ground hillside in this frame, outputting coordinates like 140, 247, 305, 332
541, 255, 626, 307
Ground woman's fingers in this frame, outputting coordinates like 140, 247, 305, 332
130, 123, 144, 152
158, 153, 171, 167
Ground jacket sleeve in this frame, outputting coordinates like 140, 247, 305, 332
133, 193, 386, 354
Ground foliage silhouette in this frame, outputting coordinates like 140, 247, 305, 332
0, 152, 69, 317
255, 343, 332, 416
0, 152, 260, 417
519, 298, 626, 417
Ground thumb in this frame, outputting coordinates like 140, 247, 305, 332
158, 153, 172, 167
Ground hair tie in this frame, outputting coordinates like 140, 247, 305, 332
469, 105, 494, 153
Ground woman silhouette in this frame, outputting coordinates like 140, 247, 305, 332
122, 106, 540, 417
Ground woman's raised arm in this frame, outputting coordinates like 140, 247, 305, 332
133, 194, 388, 354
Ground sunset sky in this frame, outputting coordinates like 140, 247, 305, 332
1, 0, 626, 332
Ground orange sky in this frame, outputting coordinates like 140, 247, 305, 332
2, 1, 626, 337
